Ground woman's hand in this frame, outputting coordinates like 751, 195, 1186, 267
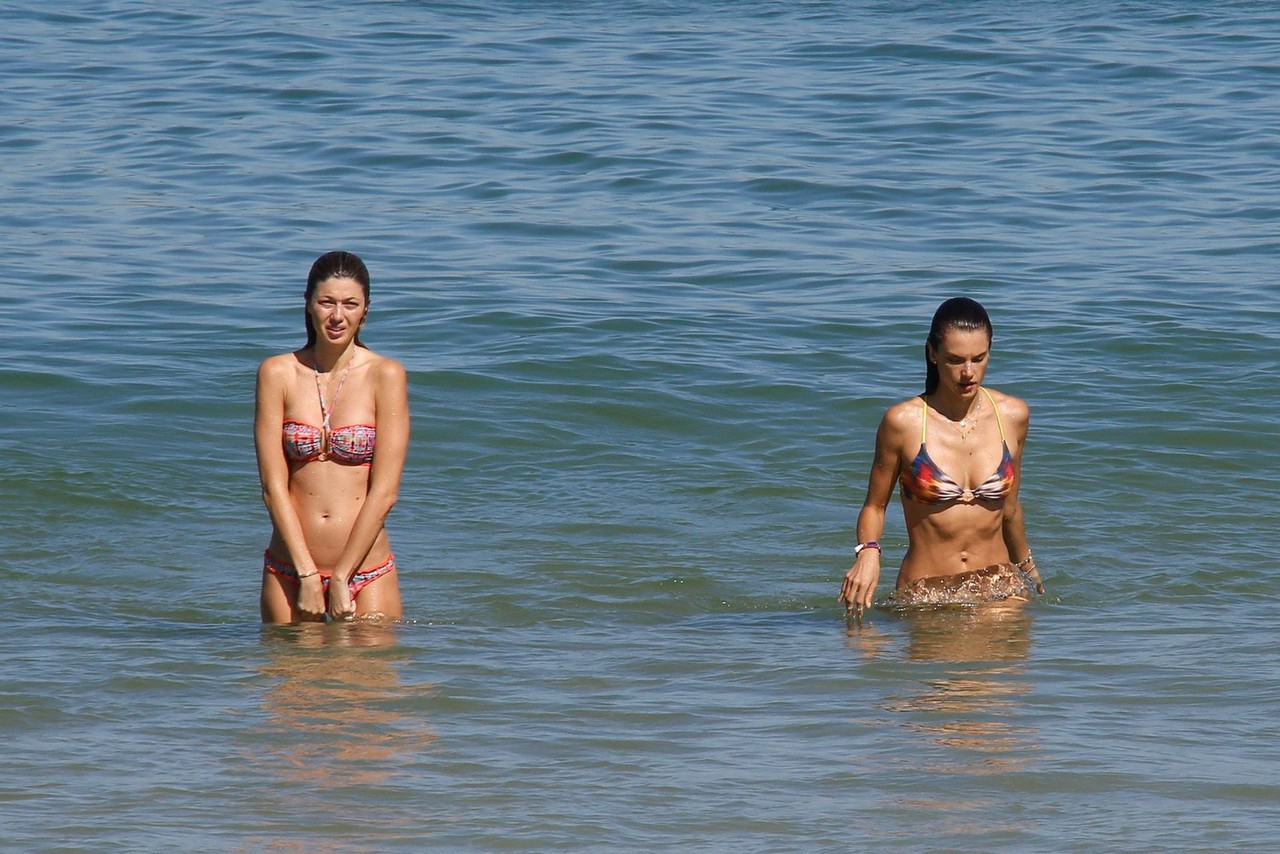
839, 552, 882, 617
327, 577, 356, 622
296, 574, 327, 622
1022, 557, 1045, 595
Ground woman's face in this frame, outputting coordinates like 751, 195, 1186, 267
307, 276, 367, 346
929, 327, 991, 398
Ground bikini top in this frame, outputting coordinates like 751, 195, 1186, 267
281, 353, 375, 466
899, 388, 1015, 505
283, 420, 376, 466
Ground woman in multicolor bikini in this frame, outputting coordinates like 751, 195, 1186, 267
255, 251, 409, 623
839, 297, 1043, 616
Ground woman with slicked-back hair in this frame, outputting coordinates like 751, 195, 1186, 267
840, 298, 1041, 615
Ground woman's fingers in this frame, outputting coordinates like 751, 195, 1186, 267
840, 562, 879, 616
297, 578, 326, 620
838, 568, 858, 610
1022, 559, 1045, 594
327, 584, 355, 621
840, 567, 873, 616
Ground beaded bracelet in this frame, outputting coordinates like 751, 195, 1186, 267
1015, 552, 1034, 569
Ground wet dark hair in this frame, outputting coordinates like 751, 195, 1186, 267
924, 297, 993, 395
304, 250, 370, 349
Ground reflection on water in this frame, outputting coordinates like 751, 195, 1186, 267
846, 605, 1041, 838
252, 621, 438, 790
844, 601, 1033, 662
887, 605, 1039, 774
898, 602, 1033, 663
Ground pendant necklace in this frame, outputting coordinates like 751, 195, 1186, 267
313, 352, 355, 461
946, 393, 981, 441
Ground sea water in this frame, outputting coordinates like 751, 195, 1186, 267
3, 1, 1279, 851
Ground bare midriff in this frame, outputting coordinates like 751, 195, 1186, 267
269, 460, 391, 570
897, 495, 1009, 587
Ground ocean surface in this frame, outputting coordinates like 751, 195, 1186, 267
3, 1, 1279, 850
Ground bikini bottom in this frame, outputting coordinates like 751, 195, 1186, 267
892, 562, 1035, 607
263, 550, 396, 598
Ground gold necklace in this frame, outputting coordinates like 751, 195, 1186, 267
943, 393, 982, 440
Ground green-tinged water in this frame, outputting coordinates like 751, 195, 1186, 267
3, 1, 1279, 850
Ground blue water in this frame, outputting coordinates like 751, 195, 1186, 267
3, 1, 1280, 851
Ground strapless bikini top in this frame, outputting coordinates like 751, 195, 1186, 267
282, 420, 376, 466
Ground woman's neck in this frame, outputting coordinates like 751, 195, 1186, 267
928, 388, 981, 423
311, 341, 357, 373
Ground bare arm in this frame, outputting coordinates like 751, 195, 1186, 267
255, 358, 321, 574
255, 357, 326, 617
840, 411, 903, 616
999, 395, 1042, 593
330, 358, 409, 586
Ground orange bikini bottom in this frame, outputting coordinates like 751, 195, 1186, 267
263, 550, 396, 598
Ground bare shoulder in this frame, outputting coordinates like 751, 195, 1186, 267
878, 395, 925, 446
987, 387, 1030, 428
363, 350, 407, 385
882, 395, 925, 431
257, 351, 299, 384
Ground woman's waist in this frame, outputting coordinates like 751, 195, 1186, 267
284, 487, 373, 531
898, 544, 1010, 586
267, 528, 391, 571
286, 467, 371, 503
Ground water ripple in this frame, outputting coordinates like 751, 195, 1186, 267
5, 1, 1280, 850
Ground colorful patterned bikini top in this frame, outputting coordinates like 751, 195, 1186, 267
282, 353, 375, 466
899, 388, 1015, 505
283, 421, 376, 466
